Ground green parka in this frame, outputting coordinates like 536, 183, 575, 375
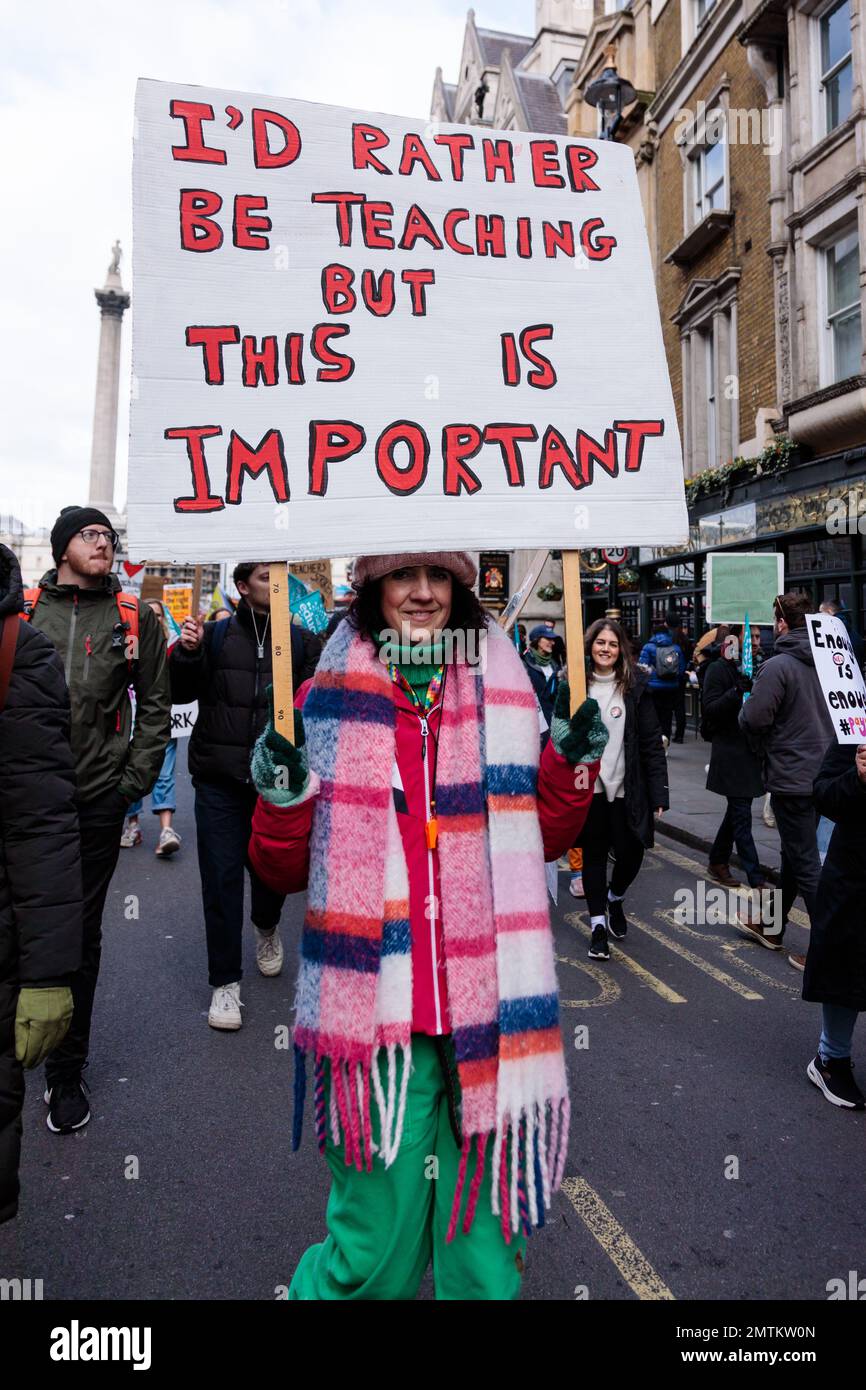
27, 569, 171, 804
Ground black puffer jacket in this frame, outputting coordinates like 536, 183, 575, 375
170, 600, 320, 785
802, 742, 866, 1011
0, 546, 82, 1224
622, 669, 670, 847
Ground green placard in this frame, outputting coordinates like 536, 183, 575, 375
706, 553, 784, 626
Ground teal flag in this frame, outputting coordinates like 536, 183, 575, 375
293, 589, 329, 634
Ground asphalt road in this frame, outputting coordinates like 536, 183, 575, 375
2, 742, 864, 1302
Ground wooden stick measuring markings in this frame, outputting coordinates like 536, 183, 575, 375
269, 562, 295, 744
562, 551, 586, 713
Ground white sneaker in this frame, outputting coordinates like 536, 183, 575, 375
155, 826, 181, 857
208, 982, 243, 1030
254, 926, 284, 977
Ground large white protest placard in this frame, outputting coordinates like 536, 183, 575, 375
806, 613, 866, 744
129, 80, 688, 563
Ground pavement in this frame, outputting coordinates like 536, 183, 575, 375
656, 733, 783, 879
1, 740, 861, 1303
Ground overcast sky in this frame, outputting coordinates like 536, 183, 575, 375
0, 0, 532, 529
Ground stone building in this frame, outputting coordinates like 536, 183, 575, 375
0, 516, 53, 588
569, 0, 660, 264
730, 0, 866, 625
431, 2, 865, 643
569, 0, 865, 642
431, 3, 594, 629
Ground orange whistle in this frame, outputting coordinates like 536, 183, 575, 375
426, 819, 438, 851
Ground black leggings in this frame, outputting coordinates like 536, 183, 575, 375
577, 795, 646, 919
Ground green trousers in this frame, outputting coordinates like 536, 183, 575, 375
289, 1034, 526, 1300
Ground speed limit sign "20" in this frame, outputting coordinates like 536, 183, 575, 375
601, 547, 629, 567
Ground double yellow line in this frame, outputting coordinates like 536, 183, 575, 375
561, 1176, 676, 1300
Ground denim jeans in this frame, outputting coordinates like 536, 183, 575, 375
127, 738, 177, 816
816, 816, 833, 866
819, 1004, 860, 1060
709, 797, 762, 886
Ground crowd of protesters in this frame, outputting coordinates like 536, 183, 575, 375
2, 512, 865, 1296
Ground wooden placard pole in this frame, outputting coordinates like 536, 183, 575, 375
192, 564, 203, 618
269, 562, 295, 744
562, 551, 586, 713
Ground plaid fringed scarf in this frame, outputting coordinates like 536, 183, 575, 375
292, 618, 570, 1242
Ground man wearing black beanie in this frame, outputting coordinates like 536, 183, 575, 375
23, 506, 171, 1133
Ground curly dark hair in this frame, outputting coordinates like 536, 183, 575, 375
584, 617, 635, 695
348, 574, 489, 645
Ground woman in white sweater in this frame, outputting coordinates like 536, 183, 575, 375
577, 619, 669, 960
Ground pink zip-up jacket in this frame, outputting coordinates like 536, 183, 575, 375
249, 678, 598, 1035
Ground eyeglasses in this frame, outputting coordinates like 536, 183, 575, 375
78, 528, 119, 548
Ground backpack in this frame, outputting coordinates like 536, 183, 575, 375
20, 586, 140, 675
654, 643, 680, 679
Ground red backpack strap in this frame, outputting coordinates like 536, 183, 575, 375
19, 586, 42, 621
0, 616, 19, 712
116, 593, 140, 673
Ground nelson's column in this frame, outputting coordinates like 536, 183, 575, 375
88, 240, 130, 526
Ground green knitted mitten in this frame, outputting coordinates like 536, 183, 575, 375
550, 683, 609, 764
251, 687, 309, 805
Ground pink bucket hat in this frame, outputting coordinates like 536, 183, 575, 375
351, 551, 478, 590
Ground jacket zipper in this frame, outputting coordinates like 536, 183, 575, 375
419, 712, 443, 1035
83, 633, 93, 683
65, 592, 79, 685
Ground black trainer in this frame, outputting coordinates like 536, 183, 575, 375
607, 899, 628, 940
45, 1078, 91, 1133
806, 1054, 865, 1110
588, 926, 610, 960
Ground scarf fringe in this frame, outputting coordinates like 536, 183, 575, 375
293, 1046, 569, 1244
443, 1096, 569, 1244
291, 1044, 306, 1153
489, 1097, 569, 1239
294, 1042, 412, 1172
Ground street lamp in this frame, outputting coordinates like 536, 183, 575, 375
584, 48, 636, 141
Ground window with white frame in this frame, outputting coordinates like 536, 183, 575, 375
675, 276, 739, 477
695, 0, 716, 24
824, 226, 862, 382
692, 121, 726, 224
819, 0, 853, 134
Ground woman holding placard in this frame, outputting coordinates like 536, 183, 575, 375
246, 550, 608, 1300
576, 618, 668, 960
